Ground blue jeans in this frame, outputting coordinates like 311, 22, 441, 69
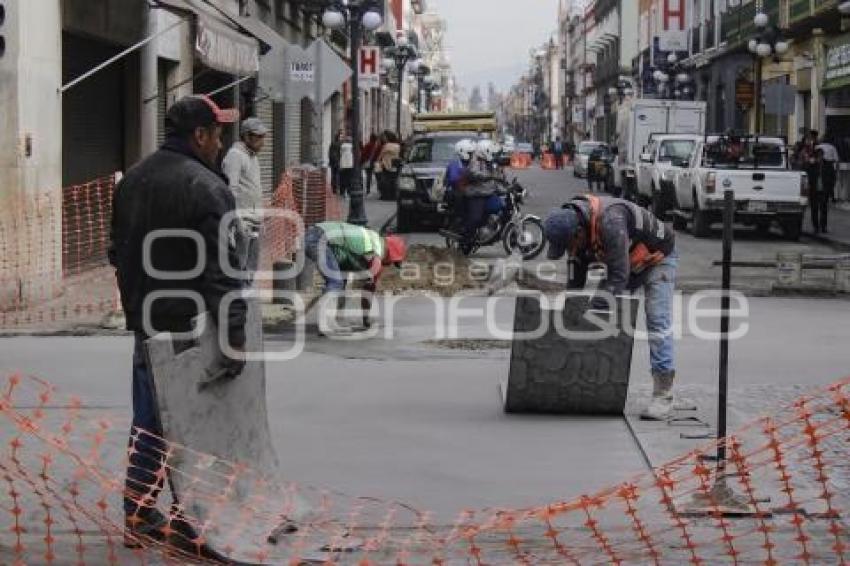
644, 251, 677, 376
124, 333, 166, 515
304, 226, 346, 294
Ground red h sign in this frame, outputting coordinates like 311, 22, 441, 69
663, 0, 685, 31
360, 47, 379, 76
359, 47, 381, 89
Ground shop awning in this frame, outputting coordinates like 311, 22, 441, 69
155, 0, 282, 51
195, 16, 259, 76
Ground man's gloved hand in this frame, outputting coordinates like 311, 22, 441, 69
589, 294, 613, 312
221, 345, 246, 379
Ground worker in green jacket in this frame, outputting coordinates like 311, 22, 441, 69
304, 221, 407, 294
304, 222, 407, 333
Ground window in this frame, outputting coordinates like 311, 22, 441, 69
407, 137, 465, 164
658, 140, 696, 162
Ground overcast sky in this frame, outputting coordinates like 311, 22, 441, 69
432, 0, 561, 95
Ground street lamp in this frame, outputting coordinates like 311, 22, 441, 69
747, 11, 788, 134
411, 63, 432, 113
383, 33, 419, 139
320, 0, 383, 226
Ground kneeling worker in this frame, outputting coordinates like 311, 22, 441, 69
304, 221, 407, 330
544, 195, 678, 421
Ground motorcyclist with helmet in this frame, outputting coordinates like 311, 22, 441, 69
459, 140, 503, 254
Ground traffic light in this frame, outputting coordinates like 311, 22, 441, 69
0, 4, 6, 59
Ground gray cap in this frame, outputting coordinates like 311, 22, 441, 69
241, 117, 268, 136
544, 208, 580, 260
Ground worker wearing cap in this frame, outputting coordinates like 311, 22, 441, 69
544, 195, 678, 421
223, 117, 268, 279
109, 94, 247, 551
304, 222, 406, 332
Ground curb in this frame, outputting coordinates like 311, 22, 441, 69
803, 230, 850, 252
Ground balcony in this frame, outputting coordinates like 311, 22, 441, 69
788, 0, 839, 26
721, 0, 780, 47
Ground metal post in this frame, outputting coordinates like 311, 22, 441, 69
716, 189, 734, 468
754, 56, 763, 135
396, 61, 404, 138
347, 13, 368, 226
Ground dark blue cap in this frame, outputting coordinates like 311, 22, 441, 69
544, 208, 580, 260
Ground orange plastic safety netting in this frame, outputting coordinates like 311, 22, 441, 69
1, 372, 848, 564
1, 170, 341, 331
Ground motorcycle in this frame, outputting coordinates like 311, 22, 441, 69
439, 178, 546, 261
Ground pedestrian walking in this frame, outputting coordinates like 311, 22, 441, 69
545, 195, 678, 421
339, 135, 355, 197
375, 131, 401, 200
328, 131, 342, 194
553, 136, 565, 169
362, 133, 380, 196
222, 117, 268, 279
109, 95, 247, 552
818, 134, 840, 204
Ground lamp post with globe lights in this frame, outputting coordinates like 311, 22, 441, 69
383, 34, 418, 138
653, 52, 692, 100
320, 1, 384, 226
747, 10, 789, 135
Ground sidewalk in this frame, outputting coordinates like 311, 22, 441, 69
804, 200, 850, 249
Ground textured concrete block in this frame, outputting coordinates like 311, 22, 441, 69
504, 295, 639, 415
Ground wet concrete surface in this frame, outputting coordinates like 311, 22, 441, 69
1, 294, 848, 523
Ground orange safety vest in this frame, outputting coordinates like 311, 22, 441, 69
582, 195, 667, 275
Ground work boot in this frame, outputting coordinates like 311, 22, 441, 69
124, 506, 168, 548
640, 371, 675, 421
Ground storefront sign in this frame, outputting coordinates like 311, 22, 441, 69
290, 61, 315, 82
196, 17, 260, 76
735, 79, 755, 107
824, 35, 850, 91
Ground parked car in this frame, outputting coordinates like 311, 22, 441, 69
666, 135, 808, 240
573, 141, 606, 178
516, 142, 534, 155
396, 132, 478, 233
635, 134, 702, 206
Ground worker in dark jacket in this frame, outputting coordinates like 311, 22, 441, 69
544, 195, 678, 421
109, 95, 247, 549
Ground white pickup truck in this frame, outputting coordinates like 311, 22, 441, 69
665, 135, 808, 240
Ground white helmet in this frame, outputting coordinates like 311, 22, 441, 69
455, 139, 476, 162
476, 139, 498, 163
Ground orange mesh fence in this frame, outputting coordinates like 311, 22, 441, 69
1, 372, 849, 564
2, 170, 342, 330
1, 174, 120, 330
541, 153, 557, 170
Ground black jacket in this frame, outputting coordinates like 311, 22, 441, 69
109, 139, 247, 347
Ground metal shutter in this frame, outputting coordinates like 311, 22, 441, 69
157, 61, 168, 148
285, 101, 302, 167
255, 97, 275, 193
62, 33, 125, 186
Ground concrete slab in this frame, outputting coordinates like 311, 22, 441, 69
145, 302, 312, 561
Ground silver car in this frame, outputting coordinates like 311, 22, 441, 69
573, 141, 606, 178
